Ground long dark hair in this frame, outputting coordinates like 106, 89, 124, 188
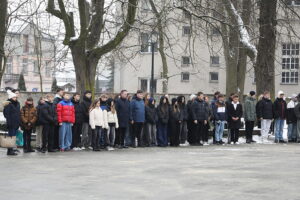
89, 99, 100, 112
159, 96, 169, 113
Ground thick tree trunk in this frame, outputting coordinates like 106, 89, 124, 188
0, 0, 7, 89
255, 0, 277, 98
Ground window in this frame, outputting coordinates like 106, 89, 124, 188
182, 56, 191, 66
282, 43, 299, 55
182, 26, 191, 36
23, 35, 29, 53
33, 61, 39, 74
210, 56, 220, 66
183, 10, 191, 19
210, 72, 219, 82
22, 58, 28, 75
282, 43, 299, 84
140, 78, 157, 93
6, 57, 13, 74
286, 0, 300, 6
181, 72, 190, 82
140, 33, 158, 53
211, 27, 220, 36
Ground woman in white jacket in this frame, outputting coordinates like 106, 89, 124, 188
107, 98, 119, 149
89, 99, 108, 151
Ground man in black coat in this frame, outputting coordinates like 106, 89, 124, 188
294, 94, 300, 142
115, 90, 131, 148
40, 94, 57, 153
257, 91, 273, 143
227, 94, 243, 144
273, 91, 287, 143
191, 92, 209, 145
71, 93, 83, 149
287, 94, 298, 142
80, 90, 92, 149
53, 88, 64, 149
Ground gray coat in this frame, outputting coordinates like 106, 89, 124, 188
244, 96, 256, 121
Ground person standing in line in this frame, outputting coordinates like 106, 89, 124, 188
106, 98, 119, 150
89, 99, 107, 151
169, 98, 183, 147
130, 90, 145, 147
35, 97, 45, 152
80, 91, 92, 150
256, 91, 273, 144
294, 94, 300, 142
40, 94, 57, 153
273, 91, 287, 143
115, 90, 130, 148
57, 93, 75, 152
191, 92, 209, 146
100, 94, 109, 149
144, 97, 157, 147
177, 96, 188, 145
156, 96, 170, 147
71, 93, 83, 150
203, 96, 211, 145
213, 94, 227, 145
210, 91, 220, 144
3, 90, 21, 156
227, 94, 243, 144
244, 91, 257, 144
53, 88, 64, 150
187, 94, 197, 145
287, 94, 298, 143
20, 97, 37, 153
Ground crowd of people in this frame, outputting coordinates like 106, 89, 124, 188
2, 88, 300, 156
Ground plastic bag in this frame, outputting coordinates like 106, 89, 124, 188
16, 130, 23, 147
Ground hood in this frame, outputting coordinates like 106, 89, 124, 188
171, 98, 177, 105
2, 100, 11, 107
246, 96, 256, 101
277, 90, 284, 97
177, 95, 185, 105
159, 96, 169, 105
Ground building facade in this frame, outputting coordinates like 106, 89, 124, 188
113, 1, 300, 97
2, 23, 55, 92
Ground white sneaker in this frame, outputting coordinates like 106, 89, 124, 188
88, 146, 93, 150
81, 147, 85, 150
230, 142, 234, 145
203, 142, 209, 146
107, 147, 114, 151
235, 142, 240, 145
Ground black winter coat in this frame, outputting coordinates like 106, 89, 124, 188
256, 97, 273, 120
273, 98, 287, 119
115, 97, 130, 128
3, 99, 21, 133
53, 96, 62, 106
35, 102, 44, 126
169, 107, 184, 123
80, 96, 92, 123
287, 107, 297, 124
157, 105, 169, 124
145, 104, 157, 124
191, 99, 209, 121
72, 99, 83, 124
227, 103, 243, 129
294, 103, 300, 120
39, 101, 57, 125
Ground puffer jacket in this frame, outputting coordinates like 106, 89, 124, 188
287, 100, 298, 124
244, 96, 257, 121
145, 104, 157, 124
107, 111, 119, 128
72, 99, 83, 124
191, 98, 209, 121
256, 97, 273, 120
39, 101, 57, 125
56, 100, 75, 124
89, 107, 108, 129
130, 97, 145, 123
20, 103, 37, 130
3, 99, 21, 135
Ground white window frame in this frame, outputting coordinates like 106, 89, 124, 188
281, 43, 299, 84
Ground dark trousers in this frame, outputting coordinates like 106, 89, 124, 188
53, 125, 60, 149
72, 123, 82, 148
245, 121, 255, 141
132, 122, 144, 147
92, 126, 102, 150
170, 121, 181, 146
187, 120, 197, 145
202, 123, 209, 142
115, 127, 127, 146
230, 129, 240, 143
157, 122, 168, 146
23, 129, 33, 150
195, 121, 205, 144
42, 124, 54, 151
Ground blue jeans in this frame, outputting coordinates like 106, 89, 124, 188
274, 119, 285, 141
287, 123, 297, 140
215, 121, 225, 142
157, 122, 168, 146
59, 122, 72, 150
100, 128, 108, 147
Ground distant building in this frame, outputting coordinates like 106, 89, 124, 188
2, 23, 55, 92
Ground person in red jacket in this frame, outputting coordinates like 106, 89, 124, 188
57, 93, 75, 151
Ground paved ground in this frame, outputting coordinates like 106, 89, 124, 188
1, 143, 300, 200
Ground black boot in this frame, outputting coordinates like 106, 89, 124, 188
7, 148, 18, 156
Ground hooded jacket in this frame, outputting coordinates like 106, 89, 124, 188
273, 97, 287, 119
56, 99, 75, 124
21, 102, 37, 130
156, 96, 169, 124
244, 96, 257, 121
145, 103, 157, 124
37, 101, 57, 125
3, 99, 21, 134
256, 97, 273, 120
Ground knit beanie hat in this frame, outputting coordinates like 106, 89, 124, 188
7, 90, 17, 99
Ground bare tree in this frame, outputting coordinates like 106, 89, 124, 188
46, 0, 139, 95
0, 0, 8, 88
